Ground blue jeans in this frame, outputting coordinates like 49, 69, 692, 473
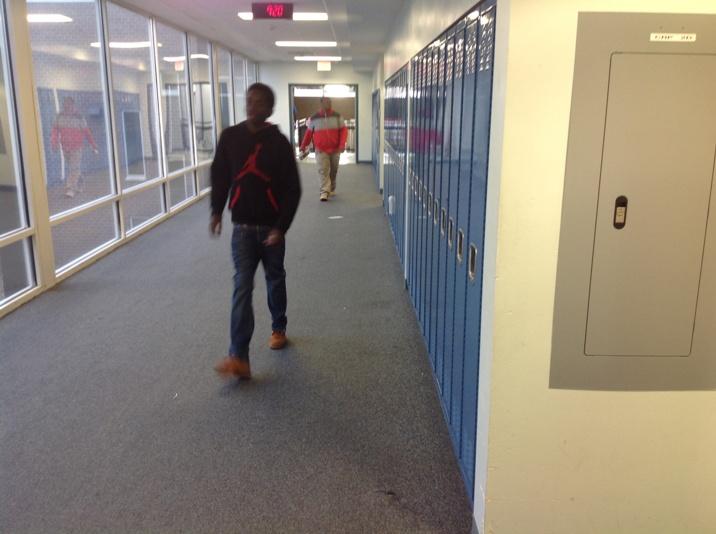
229, 224, 288, 360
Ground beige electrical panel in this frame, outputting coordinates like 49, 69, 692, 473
551, 13, 716, 390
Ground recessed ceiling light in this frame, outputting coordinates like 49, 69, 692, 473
277, 41, 337, 48
292, 12, 328, 21
190, 54, 210, 60
238, 11, 328, 21
163, 56, 186, 62
294, 56, 342, 62
467, 11, 480, 21
27, 14, 72, 23
90, 41, 151, 49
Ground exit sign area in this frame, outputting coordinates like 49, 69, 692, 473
252, 3, 294, 20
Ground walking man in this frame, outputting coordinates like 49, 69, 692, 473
50, 97, 99, 198
210, 83, 302, 380
299, 97, 347, 201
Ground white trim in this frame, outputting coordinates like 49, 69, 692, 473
0, 227, 34, 248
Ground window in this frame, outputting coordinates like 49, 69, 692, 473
28, 0, 115, 216
156, 23, 193, 173
168, 171, 195, 208
246, 60, 258, 87
216, 47, 233, 131
188, 34, 215, 163
52, 204, 118, 272
232, 53, 246, 123
106, 2, 161, 189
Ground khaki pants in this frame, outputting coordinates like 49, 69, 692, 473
316, 151, 340, 195
64, 149, 82, 189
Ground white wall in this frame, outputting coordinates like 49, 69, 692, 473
481, 1, 716, 533
258, 63, 373, 162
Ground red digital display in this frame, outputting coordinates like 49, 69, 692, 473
252, 3, 294, 20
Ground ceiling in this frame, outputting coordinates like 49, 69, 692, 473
115, 0, 406, 72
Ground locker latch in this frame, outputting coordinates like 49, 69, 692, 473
614, 196, 628, 229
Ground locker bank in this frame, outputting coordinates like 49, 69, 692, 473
1, 0, 716, 532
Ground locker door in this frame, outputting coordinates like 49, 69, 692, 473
416, 52, 429, 318
437, 28, 458, 396
452, 18, 477, 454
399, 69, 408, 265
428, 41, 447, 371
444, 20, 467, 440
462, 1, 496, 498
409, 57, 421, 301
586, 53, 716, 357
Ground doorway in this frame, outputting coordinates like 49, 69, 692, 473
289, 84, 357, 165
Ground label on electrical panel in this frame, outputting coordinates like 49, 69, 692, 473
650, 33, 697, 43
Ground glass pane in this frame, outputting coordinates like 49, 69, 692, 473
156, 23, 193, 173
232, 54, 246, 123
123, 184, 164, 233
217, 47, 233, 130
0, 4, 28, 236
197, 165, 210, 192
106, 2, 160, 189
168, 171, 195, 207
0, 240, 34, 305
28, 0, 114, 216
188, 35, 215, 163
52, 203, 118, 271
246, 60, 257, 87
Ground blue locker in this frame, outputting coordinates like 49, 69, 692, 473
442, 22, 467, 434
415, 53, 428, 314
461, 1, 496, 499
408, 58, 419, 301
451, 19, 477, 454
437, 27, 459, 403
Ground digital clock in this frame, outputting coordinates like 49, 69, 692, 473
252, 3, 294, 20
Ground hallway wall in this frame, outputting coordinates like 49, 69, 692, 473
378, 0, 716, 532
485, 1, 716, 533
259, 63, 372, 162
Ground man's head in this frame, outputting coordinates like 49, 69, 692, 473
320, 97, 332, 112
246, 83, 275, 125
62, 97, 76, 113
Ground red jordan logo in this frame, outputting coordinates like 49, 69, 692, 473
229, 144, 279, 211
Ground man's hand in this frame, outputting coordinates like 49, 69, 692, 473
263, 229, 284, 247
298, 149, 308, 160
209, 214, 222, 237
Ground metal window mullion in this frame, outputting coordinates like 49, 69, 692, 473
4, 0, 56, 287
207, 41, 217, 160
0, 227, 33, 249
49, 194, 118, 227
227, 49, 235, 125
184, 31, 197, 198
150, 18, 169, 212
97, 0, 124, 241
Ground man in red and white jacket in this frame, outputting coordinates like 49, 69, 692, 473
299, 97, 347, 201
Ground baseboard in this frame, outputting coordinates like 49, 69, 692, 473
357, 159, 372, 164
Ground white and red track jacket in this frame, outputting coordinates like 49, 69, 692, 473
299, 109, 348, 154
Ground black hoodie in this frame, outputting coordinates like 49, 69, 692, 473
210, 122, 301, 234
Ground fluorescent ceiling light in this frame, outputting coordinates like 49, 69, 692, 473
467, 10, 479, 21
277, 41, 337, 47
293, 12, 328, 21
27, 14, 72, 23
294, 56, 342, 62
238, 11, 328, 21
90, 41, 151, 49
161, 54, 208, 62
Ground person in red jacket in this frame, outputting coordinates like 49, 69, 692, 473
50, 97, 99, 198
299, 97, 347, 202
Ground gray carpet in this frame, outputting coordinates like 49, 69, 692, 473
0, 163, 473, 533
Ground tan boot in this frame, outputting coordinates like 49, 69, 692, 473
214, 357, 251, 380
269, 331, 287, 350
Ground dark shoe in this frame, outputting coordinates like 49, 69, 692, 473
269, 331, 287, 350
214, 357, 251, 380
320, 192, 328, 202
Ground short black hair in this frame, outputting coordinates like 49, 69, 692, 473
248, 83, 275, 109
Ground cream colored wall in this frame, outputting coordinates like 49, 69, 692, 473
259, 63, 373, 162
482, 1, 716, 533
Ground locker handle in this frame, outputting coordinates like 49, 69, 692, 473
614, 196, 628, 229
448, 218, 455, 249
428, 193, 433, 215
441, 208, 447, 236
469, 243, 478, 281
457, 229, 465, 263
433, 200, 439, 225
